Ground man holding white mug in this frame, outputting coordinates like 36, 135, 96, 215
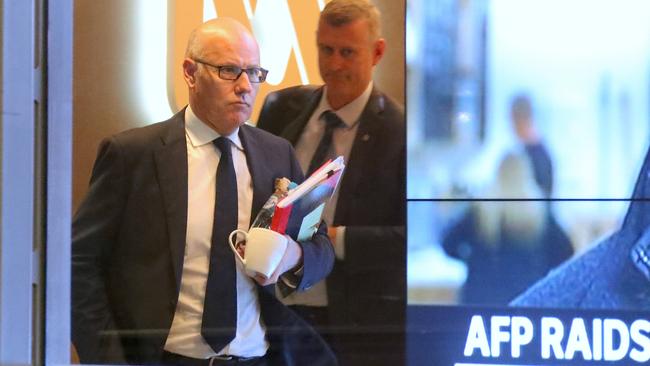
72, 18, 336, 366
229, 227, 290, 280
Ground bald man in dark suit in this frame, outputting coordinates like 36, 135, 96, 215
72, 18, 335, 366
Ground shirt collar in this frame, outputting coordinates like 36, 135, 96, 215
316, 81, 373, 128
184, 106, 244, 150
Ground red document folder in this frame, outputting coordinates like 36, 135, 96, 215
270, 156, 345, 241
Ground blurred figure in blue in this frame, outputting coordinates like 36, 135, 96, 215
442, 152, 574, 305
513, 146, 650, 310
511, 93, 554, 197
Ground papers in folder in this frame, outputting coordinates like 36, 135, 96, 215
270, 156, 345, 241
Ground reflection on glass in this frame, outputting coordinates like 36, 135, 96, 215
441, 152, 573, 305
514, 158, 650, 309
408, 0, 650, 201
409, 198, 627, 306
407, 0, 650, 306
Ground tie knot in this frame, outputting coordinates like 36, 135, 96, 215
321, 111, 345, 130
213, 137, 232, 156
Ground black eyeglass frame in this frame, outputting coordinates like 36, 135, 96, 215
193, 58, 269, 83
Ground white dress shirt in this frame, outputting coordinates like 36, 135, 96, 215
282, 82, 373, 306
164, 107, 267, 358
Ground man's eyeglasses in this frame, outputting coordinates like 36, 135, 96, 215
193, 59, 269, 83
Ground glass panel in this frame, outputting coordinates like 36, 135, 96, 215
69, 1, 405, 365
407, 1, 650, 364
409, 199, 628, 306
408, 0, 650, 201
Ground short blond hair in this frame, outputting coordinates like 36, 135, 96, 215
320, 0, 382, 40
185, 27, 204, 59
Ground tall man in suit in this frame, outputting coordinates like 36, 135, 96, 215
72, 18, 336, 366
256, 1, 406, 364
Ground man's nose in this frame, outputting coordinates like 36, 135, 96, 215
326, 53, 344, 70
234, 72, 253, 94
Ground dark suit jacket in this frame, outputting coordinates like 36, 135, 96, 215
257, 85, 406, 363
72, 110, 336, 365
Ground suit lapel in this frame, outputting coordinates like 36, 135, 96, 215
239, 126, 274, 224
153, 111, 188, 291
280, 87, 323, 144
334, 88, 385, 224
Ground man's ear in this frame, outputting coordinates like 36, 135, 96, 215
372, 38, 386, 66
183, 58, 198, 87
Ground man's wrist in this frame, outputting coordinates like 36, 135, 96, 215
278, 263, 303, 296
334, 226, 346, 260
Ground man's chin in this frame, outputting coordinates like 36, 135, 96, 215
325, 77, 349, 87
230, 105, 251, 117
326, 81, 358, 98
211, 116, 248, 135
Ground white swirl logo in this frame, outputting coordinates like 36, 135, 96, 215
137, 0, 326, 122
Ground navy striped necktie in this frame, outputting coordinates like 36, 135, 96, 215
307, 110, 345, 176
201, 137, 238, 351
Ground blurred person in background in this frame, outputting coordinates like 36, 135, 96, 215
442, 152, 573, 305
511, 93, 554, 197
513, 146, 650, 310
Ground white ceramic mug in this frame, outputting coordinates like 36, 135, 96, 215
228, 227, 288, 278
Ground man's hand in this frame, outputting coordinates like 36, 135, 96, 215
327, 226, 338, 246
254, 235, 303, 286
234, 240, 246, 258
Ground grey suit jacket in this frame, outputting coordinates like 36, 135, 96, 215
72, 109, 336, 365
257, 85, 406, 341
